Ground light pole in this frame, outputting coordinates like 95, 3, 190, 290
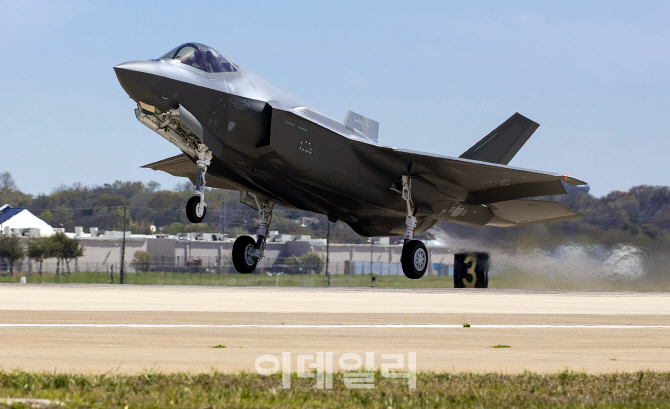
326, 220, 330, 287
120, 205, 126, 284
370, 238, 374, 275
221, 201, 226, 236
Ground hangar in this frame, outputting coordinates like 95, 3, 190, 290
0, 205, 54, 237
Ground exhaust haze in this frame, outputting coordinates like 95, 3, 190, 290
430, 227, 668, 291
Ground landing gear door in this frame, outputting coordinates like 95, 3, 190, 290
178, 105, 224, 157
239, 188, 259, 211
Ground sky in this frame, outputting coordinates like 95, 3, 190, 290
1, 0, 669, 197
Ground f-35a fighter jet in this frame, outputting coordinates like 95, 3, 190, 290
114, 42, 586, 279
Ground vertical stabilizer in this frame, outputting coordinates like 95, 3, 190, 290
459, 113, 539, 165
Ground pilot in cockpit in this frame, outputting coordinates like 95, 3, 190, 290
204, 50, 223, 73
161, 43, 238, 74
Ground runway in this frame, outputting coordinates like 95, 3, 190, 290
1, 283, 670, 374
2, 324, 670, 329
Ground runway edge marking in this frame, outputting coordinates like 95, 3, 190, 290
1, 324, 670, 329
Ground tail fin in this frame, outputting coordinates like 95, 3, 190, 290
459, 113, 539, 165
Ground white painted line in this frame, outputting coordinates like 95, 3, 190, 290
470, 325, 670, 329
0, 324, 669, 329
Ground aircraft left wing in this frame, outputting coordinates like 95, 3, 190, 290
141, 154, 239, 190
288, 105, 585, 224
387, 148, 585, 205
374, 148, 585, 227
485, 199, 582, 227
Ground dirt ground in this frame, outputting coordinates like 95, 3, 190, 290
1, 284, 669, 374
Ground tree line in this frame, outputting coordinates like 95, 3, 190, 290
3, 170, 670, 249
0, 233, 84, 275
441, 184, 670, 250
0, 172, 367, 243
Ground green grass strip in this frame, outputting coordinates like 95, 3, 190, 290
0, 271, 458, 288
0, 370, 669, 408
3, 270, 670, 291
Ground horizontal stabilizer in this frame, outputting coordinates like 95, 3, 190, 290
142, 154, 238, 190
487, 199, 582, 227
468, 180, 566, 205
459, 113, 539, 165
344, 111, 379, 142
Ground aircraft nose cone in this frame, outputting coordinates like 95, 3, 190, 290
114, 61, 162, 103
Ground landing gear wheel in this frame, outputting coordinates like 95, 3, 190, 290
401, 240, 427, 279
233, 235, 258, 274
186, 196, 206, 223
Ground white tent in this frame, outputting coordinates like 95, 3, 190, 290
0, 205, 54, 237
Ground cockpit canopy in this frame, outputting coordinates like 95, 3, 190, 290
160, 43, 239, 73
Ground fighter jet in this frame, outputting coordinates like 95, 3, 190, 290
114, 42, 586, 279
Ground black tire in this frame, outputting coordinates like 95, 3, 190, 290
232, 236, 258, 274
186, 196, 206, 223
401, 240, 428, 279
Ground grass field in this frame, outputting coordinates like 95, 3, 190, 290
0, 270, 455, 288
2, 270, 670, 291
0, 371, 669, 408
0, 271, 670, 291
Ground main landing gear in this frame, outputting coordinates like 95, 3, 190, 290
186, 145, 212, 224
399, 175, 428, 279
232, 194, 274, 274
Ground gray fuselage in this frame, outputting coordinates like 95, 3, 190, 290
115, 44, 585, 237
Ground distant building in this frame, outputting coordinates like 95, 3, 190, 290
295, 217, 320, 227
0, 205, 54, 237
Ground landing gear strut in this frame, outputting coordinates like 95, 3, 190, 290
399, 176, 427, 279
186, 145, 212, 224
232, 193, 274, 274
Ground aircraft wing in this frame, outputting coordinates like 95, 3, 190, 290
386, 148, 585, 205
287, 106, 585, 227
485, 199, 582, 227
141, 154, 239, 190
289, 107, 584, 204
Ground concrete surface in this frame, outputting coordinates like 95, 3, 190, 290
1, 283, 669, 374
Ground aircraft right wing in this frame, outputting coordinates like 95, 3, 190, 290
141, 154, 239, 190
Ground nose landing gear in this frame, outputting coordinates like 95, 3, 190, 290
399, 176, 428, 279
232, 193, 274, 274
186, 196, 206, 223
186, 145, 212, 224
